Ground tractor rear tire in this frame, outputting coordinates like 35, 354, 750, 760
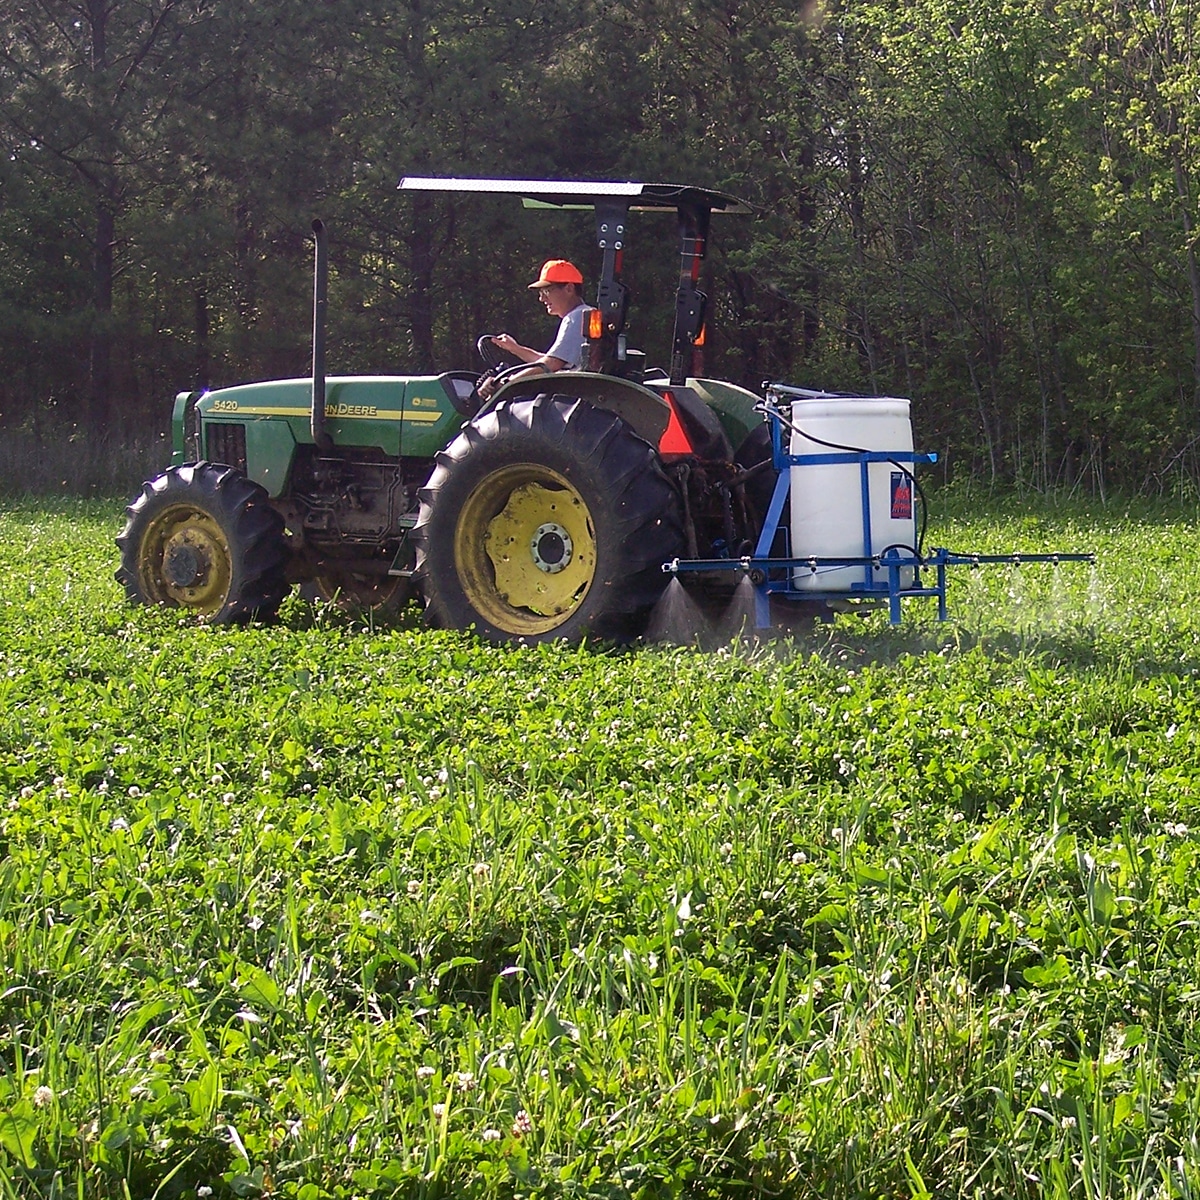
116, 462, 289, 624
413, 394, 683, 642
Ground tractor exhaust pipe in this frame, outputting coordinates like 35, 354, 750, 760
311, 219, 333, 452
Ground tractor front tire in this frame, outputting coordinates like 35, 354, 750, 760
413, 394, 683, 642
116, 462, 289, 623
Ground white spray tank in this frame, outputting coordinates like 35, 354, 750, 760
787, 395, 917, 592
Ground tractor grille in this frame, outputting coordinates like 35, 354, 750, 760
206, 423, 247, 473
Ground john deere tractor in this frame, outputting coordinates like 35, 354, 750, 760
117, 178, 778, 641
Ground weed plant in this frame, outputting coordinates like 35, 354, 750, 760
1, 496, 1200, 1198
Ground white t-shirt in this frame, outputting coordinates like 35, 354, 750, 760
545, 304, 593, 370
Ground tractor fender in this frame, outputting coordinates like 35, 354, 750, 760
479, 372, 671, 448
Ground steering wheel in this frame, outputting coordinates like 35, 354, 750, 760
477, 334, 514, 371
472, 334, 532, 407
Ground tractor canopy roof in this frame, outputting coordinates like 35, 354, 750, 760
398, 176, 752, 386
398, 177, 753, 215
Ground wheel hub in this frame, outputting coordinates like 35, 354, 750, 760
138, 506, 234, 615
484, 482, 592, 615
530, 522, 572, 573
163, 542, 205, 588
455, 468, 597, 633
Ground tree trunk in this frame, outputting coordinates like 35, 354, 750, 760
88, 199, 115, 431
195, 284, 210, 390
1176, 154, 1200, 428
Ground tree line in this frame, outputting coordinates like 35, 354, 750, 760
2, 0, 1197, 493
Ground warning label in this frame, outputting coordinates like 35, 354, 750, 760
890, 472, 913, 520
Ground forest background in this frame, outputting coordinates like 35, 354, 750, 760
2, 0, 1198, 496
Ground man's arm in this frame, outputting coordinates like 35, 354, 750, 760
478, 354, 568, 399
509, 355, 567, 382
490, 334, 542, 364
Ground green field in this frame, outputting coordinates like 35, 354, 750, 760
3, 495, 1200, 1199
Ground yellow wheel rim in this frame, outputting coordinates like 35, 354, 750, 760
137, 505, 233, 615
454, 465, 596, 636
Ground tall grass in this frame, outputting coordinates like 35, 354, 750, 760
0, 431, 166, 498
2, 497, 1200, 1197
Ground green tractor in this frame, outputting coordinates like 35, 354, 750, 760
117, 178, 778, 641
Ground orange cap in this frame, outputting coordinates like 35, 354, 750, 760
528, 259, 584, 289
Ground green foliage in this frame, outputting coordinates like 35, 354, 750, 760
5, 0, 1200, 490
3, 498, 1200, 1195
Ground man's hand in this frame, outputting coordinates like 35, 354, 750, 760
491, 333, 521, 356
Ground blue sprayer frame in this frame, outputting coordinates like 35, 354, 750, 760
662, 385, 1094, 628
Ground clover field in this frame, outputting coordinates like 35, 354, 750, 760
3, 493, 1200, 1199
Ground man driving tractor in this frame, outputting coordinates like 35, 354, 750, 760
478, 259, 593, 398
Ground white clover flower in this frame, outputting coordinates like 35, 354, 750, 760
454, 1071, 476, 1092
416, 1065, 436, 1081
32, 1085, 54, 1107
511, 1110, 533, 1136
471, 862, 491, 881
111, 817, 130, 832
197, 1188, 214, 1198
482, 1128, 502, 1142
20, 786, 34, 799
222, 792, 236, 805
128, 785, 141, 797
406, 880, 422, 897
247, 915, 264, 932
719, 842, 734, 857
791, 851, 807, 865
432, 1102, 447, 1118
1165, 821, 1189, 837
